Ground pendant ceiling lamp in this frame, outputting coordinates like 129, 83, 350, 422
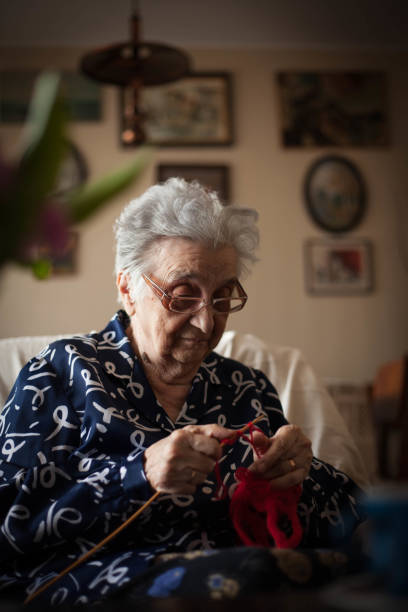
80, 0, 191, 144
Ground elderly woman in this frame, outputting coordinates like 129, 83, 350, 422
0, 179, 364, 605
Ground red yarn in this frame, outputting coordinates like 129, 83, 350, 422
215, 422, 303, 549
229, 468, 303, 548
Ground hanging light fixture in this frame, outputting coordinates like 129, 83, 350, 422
80, 0, 191, 144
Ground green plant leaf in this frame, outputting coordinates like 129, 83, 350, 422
69, 148, 152, 224
31, 258, 53, 280
0, 72, 67, 266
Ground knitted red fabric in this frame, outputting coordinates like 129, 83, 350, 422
214, 423, 303, 549
229, 468, 303, 548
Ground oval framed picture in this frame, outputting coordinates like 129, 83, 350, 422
304, 155, 366, 233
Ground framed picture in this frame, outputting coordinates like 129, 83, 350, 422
276, 71, 388, 147
157, 164, 230, 203
304, 239, 373, 295
304, 155, 366, 233
120, 72, 233, 146
0, 70, 102, 122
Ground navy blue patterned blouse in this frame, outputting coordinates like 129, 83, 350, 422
0, 311, 363, 605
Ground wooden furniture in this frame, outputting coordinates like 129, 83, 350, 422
371, 355, 408, 480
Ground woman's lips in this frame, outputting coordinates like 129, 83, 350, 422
179, 337, 208, 345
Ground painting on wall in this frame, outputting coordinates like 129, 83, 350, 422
157, 164, 230, 203
304, 238, 373, 295
0, 70, 102, 122
120, 72, 233, 146
304, 155, 366, 233
276, 71, 388, 147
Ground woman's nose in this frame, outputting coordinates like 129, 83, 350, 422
189, 304, 215, 334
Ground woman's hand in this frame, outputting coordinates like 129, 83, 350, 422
143, 424, 235, 495
249, 424, 313, 489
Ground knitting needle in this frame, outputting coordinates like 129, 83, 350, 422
24, 414, 264, 604
220, 414, 263, 447
24, 490, 161, 605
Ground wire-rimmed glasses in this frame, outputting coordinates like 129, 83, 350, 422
142, 274, 247, 314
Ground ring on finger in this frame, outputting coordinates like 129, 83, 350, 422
288, 458, 296, 471
190, 469, 197, 482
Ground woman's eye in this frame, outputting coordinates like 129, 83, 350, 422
214, 286, 233, 299
171, 284, 197, 297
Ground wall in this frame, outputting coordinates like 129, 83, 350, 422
1, 46, 407, 383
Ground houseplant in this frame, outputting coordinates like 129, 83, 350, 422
0, 72, 150, 278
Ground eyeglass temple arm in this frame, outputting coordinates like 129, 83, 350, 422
142, 274, 168, 301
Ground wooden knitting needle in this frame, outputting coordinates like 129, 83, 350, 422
220, 414, 263, 447
24, 490, 161, 604
24, 414, 264, 604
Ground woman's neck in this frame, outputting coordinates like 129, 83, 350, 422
147, 372, 191, 422
125, 323, 197, 422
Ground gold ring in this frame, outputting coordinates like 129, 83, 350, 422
289, 459, 296, 471
191, 470, 197, 481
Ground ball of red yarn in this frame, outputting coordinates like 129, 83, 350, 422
229, 467, 303, 548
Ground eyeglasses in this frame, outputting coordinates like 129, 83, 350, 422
142, 274, 248, 314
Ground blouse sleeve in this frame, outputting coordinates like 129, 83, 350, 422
0, 356, 153, 562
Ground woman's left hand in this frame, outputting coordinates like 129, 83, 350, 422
249, 424, 313, 489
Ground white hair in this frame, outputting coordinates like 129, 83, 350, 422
114, 177, 259, 297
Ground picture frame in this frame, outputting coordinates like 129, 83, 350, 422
276, 71, 388, 147
0, 70, 102, 122
304, 238, 373, 295
304, 155, 366, 233
120, 72, 233, 146
157, 164, 230, 203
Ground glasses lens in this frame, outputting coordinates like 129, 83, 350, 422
168, 282, 247, 314
170, 297, 201, 313
213, 297, 246, 313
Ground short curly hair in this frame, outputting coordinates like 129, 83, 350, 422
114, 177, 259, 297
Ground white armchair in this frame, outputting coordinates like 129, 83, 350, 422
216, 331, 370, 488
0, 330, 370, 488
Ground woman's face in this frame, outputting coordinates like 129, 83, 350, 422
124, 237, 239, 384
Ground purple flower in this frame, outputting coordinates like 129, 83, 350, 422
20, 201, 70, 264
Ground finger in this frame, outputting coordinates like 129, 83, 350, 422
149, 464, 206, 495
256, 457, 296, 480
161, 466, 209, 495
250, 443, 312, 479
270, 424, 300, 457
187, 433, 224, 462
273, 436, 313, 463
268, 467, 305, 490
248, 438, 292, 476
159, 479, 197, 495
183, 466, 207, 485
168, 430, 220, 474
166, 441, 216, 476
185, 424, 236, 441
259, 424, 305, 466
143, 432, 214, 491
250, 430, 271, 455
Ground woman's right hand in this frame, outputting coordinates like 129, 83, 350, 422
143, 424, 235, 494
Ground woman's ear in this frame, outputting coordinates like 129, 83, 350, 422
116, 272, 136, 316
